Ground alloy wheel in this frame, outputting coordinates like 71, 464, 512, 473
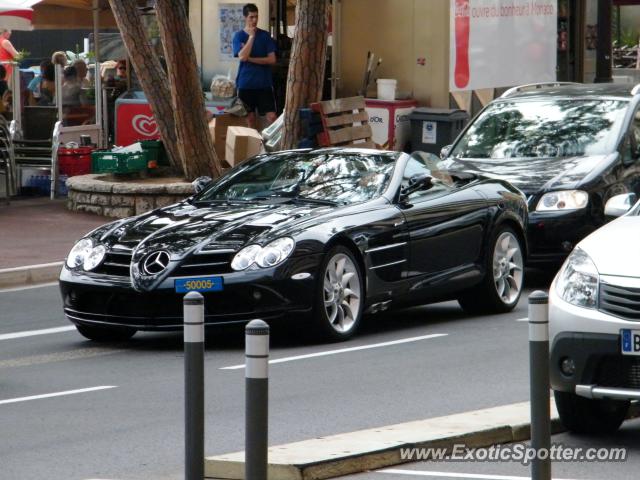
322, 253, 361, 334
492, 231, 523, 305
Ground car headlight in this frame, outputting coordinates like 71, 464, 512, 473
66, 239, 108, 271
256, 237, 295, 268
536, 190, 588, 211
555, 248, 599, 308
231, 237, 295, 271
231, 244, 262, 271
66, 238, 93, 268
83, 244, 107, 271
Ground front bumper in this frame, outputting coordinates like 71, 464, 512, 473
550, 284, 640, 396
59, 255, 320, 330
526, 209, 600, 265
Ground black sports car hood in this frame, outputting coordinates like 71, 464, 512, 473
439, 154, 613, 194
96, 200, 335, 253
90, 200, 336, 290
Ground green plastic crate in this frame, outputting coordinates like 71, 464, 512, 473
140, 139, 169, 166
91, 150, 149, 174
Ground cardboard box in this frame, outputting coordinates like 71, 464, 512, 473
208, 113, 248, 164
225, 126, 263, 166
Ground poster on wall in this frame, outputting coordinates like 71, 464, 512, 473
219, 4, 245, 61
449, 0, 557, 91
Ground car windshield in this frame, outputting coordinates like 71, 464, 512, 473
450, 98, 629, 159
195, 152, 398, 205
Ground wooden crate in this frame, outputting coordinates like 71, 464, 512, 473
310, 96, 376, 149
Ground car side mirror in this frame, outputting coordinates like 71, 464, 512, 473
399, 174, 434, 201
605, 193, 637, 218
440, 145, 452, 159
192, 176, 212, 194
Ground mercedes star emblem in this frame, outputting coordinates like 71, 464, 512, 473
142, 250, 171, 275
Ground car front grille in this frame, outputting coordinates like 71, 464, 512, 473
594, 355, 640, 389
173, 246, 237, 276
93, 243, 240, 278
599, 283, 640, 321
93, 246, 132, 276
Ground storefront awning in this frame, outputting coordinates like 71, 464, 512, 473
30, 0, 116, 29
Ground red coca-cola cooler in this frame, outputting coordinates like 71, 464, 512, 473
114, 91, 236, 146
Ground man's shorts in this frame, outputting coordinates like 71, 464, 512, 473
238, 88, 276, 115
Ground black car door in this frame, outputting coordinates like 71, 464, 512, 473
398, 157, 488, 299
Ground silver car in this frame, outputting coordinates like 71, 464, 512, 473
550, 192, 640, 433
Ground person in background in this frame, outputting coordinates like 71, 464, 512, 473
73, 59, 90, 88
51, 51, 67, 68
115, 60, 127, 81
232, 3, 277, 129
61, 66, 87, 107
27, 59, 53, 102
37, 62, 56, 105
0, 30, 19, 83
0, 64, 8, 98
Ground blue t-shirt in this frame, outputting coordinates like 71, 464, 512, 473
232, 28, 276, 90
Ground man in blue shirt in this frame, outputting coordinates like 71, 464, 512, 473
232, 3, 277, 129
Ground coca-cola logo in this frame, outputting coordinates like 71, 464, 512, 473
132, 114, 159, 137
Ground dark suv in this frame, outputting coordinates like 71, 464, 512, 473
439, 82, 640, 265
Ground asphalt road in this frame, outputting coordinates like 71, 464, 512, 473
7, 270, 633, 480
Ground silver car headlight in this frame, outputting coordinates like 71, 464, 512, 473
231, 237, 295, 271
83, 244, 107, 271
555, 248, 599, 309
255, 237, 295, 268
536, 190, 588, 211
66, 238, 93, 269
231, 244, 262, 271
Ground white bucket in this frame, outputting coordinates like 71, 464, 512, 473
376, 78, 397, 101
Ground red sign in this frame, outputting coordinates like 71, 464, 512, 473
115, 103, 160, 146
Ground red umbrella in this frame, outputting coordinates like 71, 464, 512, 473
0, 1, 40, 31
0, 7, 34, 30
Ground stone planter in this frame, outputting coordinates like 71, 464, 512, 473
66, 174, 195, 218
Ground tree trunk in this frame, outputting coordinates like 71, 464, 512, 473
108, 0, 181, 171
281, 0, 329, 150
155, 0, 222, 179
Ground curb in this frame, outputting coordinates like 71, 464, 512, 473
204, 400, 639, 480
0, 262, 63, 289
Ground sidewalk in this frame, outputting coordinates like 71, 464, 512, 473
0, 197, 109, 286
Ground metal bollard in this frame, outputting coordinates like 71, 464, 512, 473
528, 290, 551, 480
184, 292, 205, 480
245, 319, 270, 480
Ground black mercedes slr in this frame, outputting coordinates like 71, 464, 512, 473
59, 149, 528, 342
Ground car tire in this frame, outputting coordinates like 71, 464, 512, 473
458, 226, 524, 314
554, 390, 629, 434
313, 245, 364, 341
76, 324, 137, 342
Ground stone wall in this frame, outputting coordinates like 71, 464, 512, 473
67, 174, 195, 218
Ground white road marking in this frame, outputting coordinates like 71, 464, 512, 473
221, 334, 448, 370
378, 469, 580, 480
0, 386, 117, 406
0, 325, 76, 341
515, 317, 528, 322
0, 281, 59, 293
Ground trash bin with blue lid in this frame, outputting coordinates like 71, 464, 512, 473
409, 108, 469, 156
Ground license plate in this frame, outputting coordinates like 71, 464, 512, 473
621, 329, 640, 355
174, 276, 223, 293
